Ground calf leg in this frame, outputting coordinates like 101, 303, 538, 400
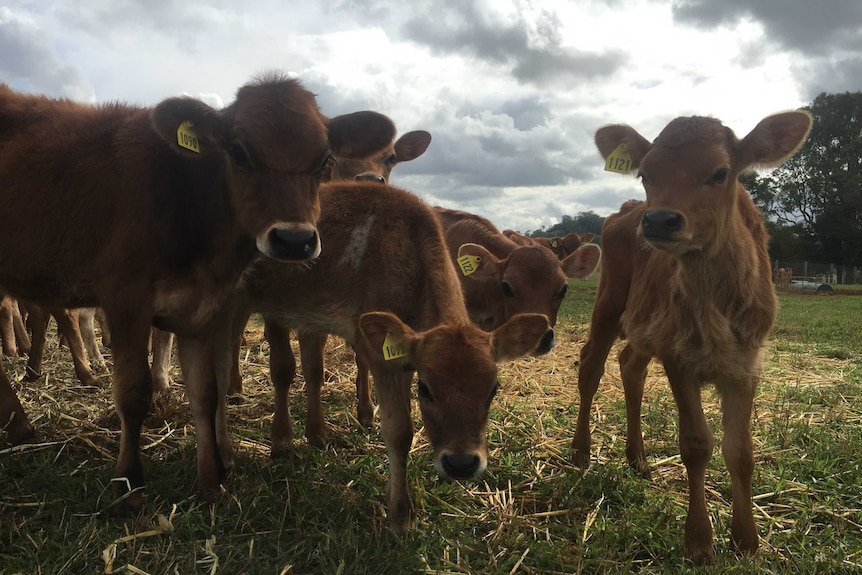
0, 296, 26, 357
96, 308, 112, 349
53, 308, 99, 387
23, 305, 50, 382
618, 344, 651, 477
78, 308, 107, 372
666, 365, 715, 565
572, 310, 621, 468
106, 308, 156, 514
150, 328, 174, 394
267, 319, 297, 457
353, 345, 375, 428
298, 331, 328, 448
176, 333, 228, 501
227, 308, 252, 396
719, 376, 759, 556
0, 366, 35, 444
372, 363, 415, 533
11, 300, 30, 356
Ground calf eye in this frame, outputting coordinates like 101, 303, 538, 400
486, 382, 499, 406
558, 284, 568, 299
230, 143, 252, 169
707, 168, 729, 185
384, 153, 397, 166
637, 171, 651, 186
417, 380, 434, 402
502, 281, 515, 298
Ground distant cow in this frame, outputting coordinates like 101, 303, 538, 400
502, 229, 595, 260
0, 73, 395, 512
221, 182, 551, 532
772, 267, 792, 288
572, 111, 812, 563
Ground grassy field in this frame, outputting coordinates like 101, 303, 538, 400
2, 280, 861, 574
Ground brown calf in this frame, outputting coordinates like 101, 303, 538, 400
572, 111, 812, 563
772, 267, 792, 288
223, 182, 550, 532
0, 74, 395, 511
328, 129, 431, 183
436, 207, 601, 332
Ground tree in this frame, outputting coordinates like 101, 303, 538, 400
761, 92, 862, 265
530, 211, 605, 238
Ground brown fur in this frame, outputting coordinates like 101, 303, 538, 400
0, 74, 396, 512
222, 183, 550, 532
772, 267, 792, 288
573, 111, 812, 564
502, 230, 595, 260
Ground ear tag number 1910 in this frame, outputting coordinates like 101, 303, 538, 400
177, 121, 201, 154
382, 332, 407, 361
604, 143, 631, 174
457, 255, 481, 276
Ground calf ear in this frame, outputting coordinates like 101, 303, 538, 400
561, 243, 601, 279
561, 233, 583, 254
328, 111, 396, 160
456, 243, 500, 281
358, 311, 417, 362
491, 313, 551, 361
594, 124, 651, 172
394, 130, 432, 163
151, 97, 226, 156
580, 232, 595, 243
737, 110, 812, 169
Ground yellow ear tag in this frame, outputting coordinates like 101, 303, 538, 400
604, 143, 631, 174
457, 255, 481, 276
551, 239, 560, 247
382, 332, 407, 361
177, 121, 201, 153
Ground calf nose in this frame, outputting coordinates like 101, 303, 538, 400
266, 226, 320, 261
534, 328, 556, 355
441, 453, 481, 480
641, 210, 683, 240
355, 172, 386, 184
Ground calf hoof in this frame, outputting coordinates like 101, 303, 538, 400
626, 455, 652, 479
685, 545, 715, 566
6, 419, 37, 445
388, 499, 415, 535
270, 442, 295, 459
152, 376, 170, 395
306, 431, 327, 450
357, 402, 374, 429
571, 445, 591, 470
23, 368, 41, 382
110, 484, 147, 516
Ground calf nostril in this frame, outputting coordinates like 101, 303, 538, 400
442, 453, 480, 479
536, 329, 555, 355
642, 210, 683, 238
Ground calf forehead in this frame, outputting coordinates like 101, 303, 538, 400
419, 326, 497, 383
506, 247, 565, 283
644, 117, 735, 180
229, 78, 328, 170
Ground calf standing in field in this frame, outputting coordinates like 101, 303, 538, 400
502, 229, 595, 260
0, 74, 395, 511
572, 111, 812, 563
225, 182, 551, 532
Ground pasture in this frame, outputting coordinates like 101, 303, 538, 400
1, 280, 861, 574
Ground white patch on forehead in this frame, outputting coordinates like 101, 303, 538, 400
338, 214, 376, 269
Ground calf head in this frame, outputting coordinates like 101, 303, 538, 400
329, 130, 431, 183
359, 311, 551, 481
151, 73, 396, 261
595, 111, 812, 256
456, 243, 600, 342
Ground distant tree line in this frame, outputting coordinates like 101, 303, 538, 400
526, 91, 862, 268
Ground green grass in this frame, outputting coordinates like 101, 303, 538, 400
2, 281, 862, 574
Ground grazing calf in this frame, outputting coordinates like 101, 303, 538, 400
225, 182, 551, 532
0, 74, 395, 511
572, 112, 812, 563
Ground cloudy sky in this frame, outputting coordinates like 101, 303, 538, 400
2, 1, 860, 233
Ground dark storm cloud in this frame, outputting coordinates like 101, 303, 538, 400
401, 2, 626, 86
672, 0, 862, 56
0, 15, 90, 98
